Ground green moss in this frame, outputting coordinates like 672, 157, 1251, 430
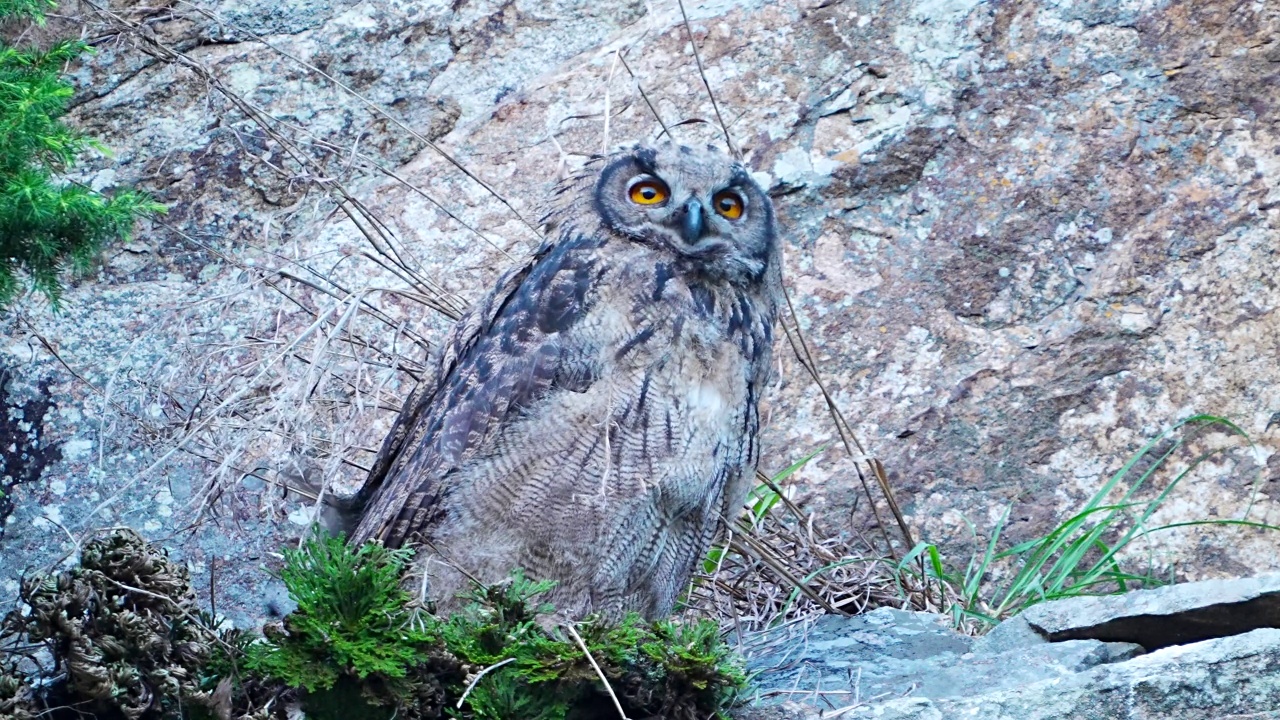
241, 535, 461, 718
244, 535, 746, 720
436, 576, 745, 720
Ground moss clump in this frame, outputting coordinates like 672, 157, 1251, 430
235, 534, 746, 719
242, 536, 463, 718
440, 577, 745, 720
1, 529, 218, 719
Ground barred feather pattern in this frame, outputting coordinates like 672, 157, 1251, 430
351, 143, 781, 620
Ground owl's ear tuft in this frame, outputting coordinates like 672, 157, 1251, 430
633, 146, 658, 173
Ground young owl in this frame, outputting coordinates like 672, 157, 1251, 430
348, 142, 782, 620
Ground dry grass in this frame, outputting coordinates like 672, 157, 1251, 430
44, 1, 485, 535
682, 465, 950, 638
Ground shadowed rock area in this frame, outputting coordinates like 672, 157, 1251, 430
0, 367, 61, 540
741, 576, 1280, 720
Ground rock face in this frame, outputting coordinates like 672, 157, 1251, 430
742, 576, 1280, 720
0, 0, 1277, 618
1016, 573, 1280, 650
740, 608, 1143, 708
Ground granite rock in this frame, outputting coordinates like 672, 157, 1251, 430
743, 607, 1142, 710
1019, 573, 1280, 650
0, 0, 1277, 624
803, 629, 1280, 720
743, 577, 1280, 719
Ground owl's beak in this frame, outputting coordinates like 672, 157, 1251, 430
680, 199, 704, 243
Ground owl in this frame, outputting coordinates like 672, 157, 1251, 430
348, 142, 782, 620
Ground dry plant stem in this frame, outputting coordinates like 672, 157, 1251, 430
824, 701, 869, 718
365, 162, 516, 262
779, 304, 891, 554
731, 531, 845, 615
617, 49, 672, 141
337, 192, 468, 315
78, 288, 384, 529
85, 0, 468, 322
687, 490, 921, 631
24, 328, 279, 516
780, 284, 915, 556
339, 199, 423, 289
270, 262, 433, 353
565, 624, 629, 720
15, 320, 343, 509
454, 657, 516, 710
277, 126, 515, 261
98, 337, 142, 469
70, 8, 474, 518
17, 316, 164, 438
230, 102, 513, 263
675, 0, 738, 159
603, 49, 619, 153
614, 34, 675, 142
755, 468, 812, 526
419, 536, 489, 593
170, 0, 544, 242
164, 218, 367, 335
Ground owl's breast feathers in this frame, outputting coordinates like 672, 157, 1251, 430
350, 228, 777, 569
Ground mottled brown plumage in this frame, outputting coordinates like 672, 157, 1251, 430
349, 143, 781, 619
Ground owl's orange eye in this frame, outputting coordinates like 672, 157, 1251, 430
712, 190, 745, 220
628, 178, 669, 205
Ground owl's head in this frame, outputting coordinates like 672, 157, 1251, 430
591, 143, 778, 285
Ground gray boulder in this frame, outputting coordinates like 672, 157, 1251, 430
1018, 574, 1280, 650
742, 576, 1280, 719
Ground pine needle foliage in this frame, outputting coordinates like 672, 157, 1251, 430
0, 0, 163, 310
0, 0, 53, 21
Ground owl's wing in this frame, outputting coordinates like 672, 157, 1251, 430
349, 234, 604, 547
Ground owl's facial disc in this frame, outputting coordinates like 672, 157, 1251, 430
594, 144, 777, 282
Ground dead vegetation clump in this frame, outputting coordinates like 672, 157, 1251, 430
0, 665, 36, 720
684, 466, 954, 637
1, 529, 218, 719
